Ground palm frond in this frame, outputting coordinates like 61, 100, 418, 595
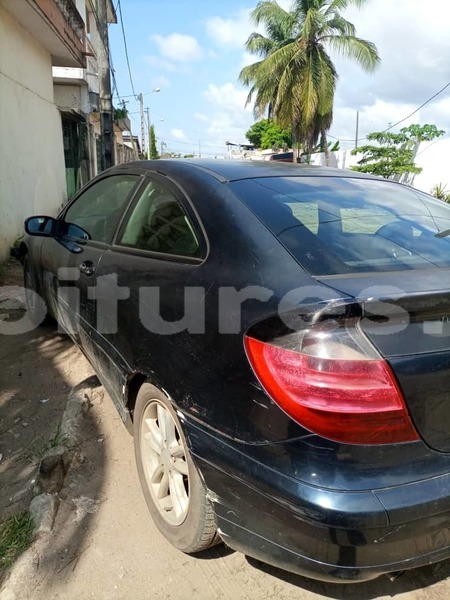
245, 32, 276, 56
240, 0, 380, 148
325, 35, 380, 71
325, 0, 370, 13
252, 1, 297, 39
325, 15, 356, 37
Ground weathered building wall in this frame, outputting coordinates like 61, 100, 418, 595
0, 4, 67, 260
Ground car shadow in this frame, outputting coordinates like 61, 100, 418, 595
194, 543, 235, 561
0, 318, 106, 594
246, 555, 450, 598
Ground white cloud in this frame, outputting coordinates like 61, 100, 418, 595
206, 1, 294, 49
171, 128, 186, 140
148, 0, 450, 160
329, 99, 420, 149
194, 113, 209, 122
331, 0, 450, 137
143, 55, 180, 73
277, 0, 294, 10
205, 83, 250, 113
151, 33, 203, 63
204, 83, 254, 142
206, 9, 253, 48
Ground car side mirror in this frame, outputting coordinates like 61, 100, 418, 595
24, 216, 56, 237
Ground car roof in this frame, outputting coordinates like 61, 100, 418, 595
112, 159, 382, 184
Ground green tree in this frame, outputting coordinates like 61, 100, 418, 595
113, 107, 128, 121
150, 125, 159, 159
246, 119, 292, 149
239, 0, 380, 161
351, 124, 445, 180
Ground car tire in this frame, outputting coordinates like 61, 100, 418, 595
134, 382, 219, 553
23, 254, 49, 326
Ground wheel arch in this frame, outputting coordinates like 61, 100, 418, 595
20, 241, 28, 256
126, 373, 176, 422
125, 374, 196, 448
126, 372, 148, 422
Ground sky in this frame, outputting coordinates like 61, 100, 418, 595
108, 0, 450, 160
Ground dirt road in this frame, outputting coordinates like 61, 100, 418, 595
2, 263, 450, 599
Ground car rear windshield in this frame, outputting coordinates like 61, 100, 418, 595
230, 176, 450, 276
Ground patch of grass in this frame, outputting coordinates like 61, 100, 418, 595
0, 512, 34, 569
30, 424, 68, 463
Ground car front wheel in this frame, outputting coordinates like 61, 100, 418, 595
23, 254, 48, 326
134, 383, 219, 553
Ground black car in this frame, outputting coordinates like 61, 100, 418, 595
21, 160, 450, 582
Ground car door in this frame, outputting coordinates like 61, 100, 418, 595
39, 172, 143, 364
89, 173, 208, 419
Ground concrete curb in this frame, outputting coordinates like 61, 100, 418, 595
29, 388, 92, 535
0, 388, 93, 597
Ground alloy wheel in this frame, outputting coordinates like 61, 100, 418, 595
140, 400, 190, 526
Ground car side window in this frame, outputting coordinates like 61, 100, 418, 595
118, 179, 201, 258
64, 175, 139, 243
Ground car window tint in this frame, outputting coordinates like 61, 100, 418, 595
231, 177, 450, 275
118, 179, 201, 257
64, 175, 139, 243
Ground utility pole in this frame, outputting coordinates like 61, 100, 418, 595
94, 0, 114, 171
146, 108, 151, 159
198, 140, 201, 158
355, 110, 360, 150
138, 93, 145, 158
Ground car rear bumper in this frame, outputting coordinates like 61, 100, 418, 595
184, 418, 450, 582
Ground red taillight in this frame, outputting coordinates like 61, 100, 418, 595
245, 320, 419, 445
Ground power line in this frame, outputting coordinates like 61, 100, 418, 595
117, 0, 136, 98
383, 80, 450, 132
160, 137, 229, 150
90, 1, 121, 102
118, 93, 140, 99
151, 112, 210, 139
118, 90, 167, 100
109, 51, 121, 102
127, 108, 224, 142
328, 80, 450, 145
90, 2, 110, 57
129, 114, 141, 129
415, 138, 441, 157
328, 133, 365, 143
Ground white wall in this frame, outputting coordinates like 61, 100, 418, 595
410, 139, 450, 195
310, 149, 360, 169
0, 4, 67, 260
54, 83, 90, 114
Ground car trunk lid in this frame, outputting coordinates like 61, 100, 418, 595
318, 270, 450, 452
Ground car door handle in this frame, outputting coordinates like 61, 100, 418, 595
79, 261, 95, 276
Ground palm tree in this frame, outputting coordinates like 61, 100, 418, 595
239, 0, 380, 162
